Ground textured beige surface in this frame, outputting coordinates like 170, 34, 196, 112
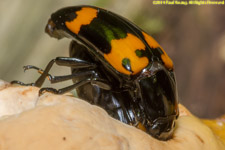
0, 79, 224, 150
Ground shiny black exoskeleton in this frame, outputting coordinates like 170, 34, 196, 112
12, 5, 179, 140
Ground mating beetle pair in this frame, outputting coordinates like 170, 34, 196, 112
12, 5, 179, 140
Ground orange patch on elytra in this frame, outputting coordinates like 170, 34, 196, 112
65, 7, 97, 34
142, 32, 173, 70
104, 33, 149, 75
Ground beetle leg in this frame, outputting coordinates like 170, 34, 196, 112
24, 65, 52, 80
39, 78, 91, 95
21, 65, 93, 83
37, 75, 111, 95
11, 66, 51, 86
21, 65, 111, 90
90, 78, 111, 90
35, 57, 97, 87
11, 57, 97, 88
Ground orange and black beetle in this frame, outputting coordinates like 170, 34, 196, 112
12, 5, 179, 140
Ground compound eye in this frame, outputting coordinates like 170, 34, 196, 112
45, 19, 56, 34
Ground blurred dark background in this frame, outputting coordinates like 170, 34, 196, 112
0, 0, 224, 118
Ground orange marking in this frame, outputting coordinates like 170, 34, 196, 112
142, 32, 173, 70
65, 7, 98, 34
137, 123, 147, 132
38, 70, 50, 81
104, 33, 149, 75
38, 70, 43, 74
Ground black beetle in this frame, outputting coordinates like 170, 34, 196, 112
12, 5, 179, 140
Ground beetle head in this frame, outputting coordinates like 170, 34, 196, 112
45, 7, 81, 39
135, 62, 179, 140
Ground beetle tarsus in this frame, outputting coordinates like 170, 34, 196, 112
39, 87, 58, 96
23, 65, 42, 72
23, 65, 52, 80
11, 80, 35, 86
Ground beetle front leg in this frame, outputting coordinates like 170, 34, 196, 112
11, 57, 96, 87
11, 66, 43, 86
11, 59, 56, 87
15, 64, 111, 94
20, 65, 111, 90
35, 57, 96, 87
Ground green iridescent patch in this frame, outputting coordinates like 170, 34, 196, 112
135, 49, 145, 57
100, 24, 127, 42
122, 58, 133, 73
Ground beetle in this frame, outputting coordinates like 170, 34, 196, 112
12, 5, 179, 140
